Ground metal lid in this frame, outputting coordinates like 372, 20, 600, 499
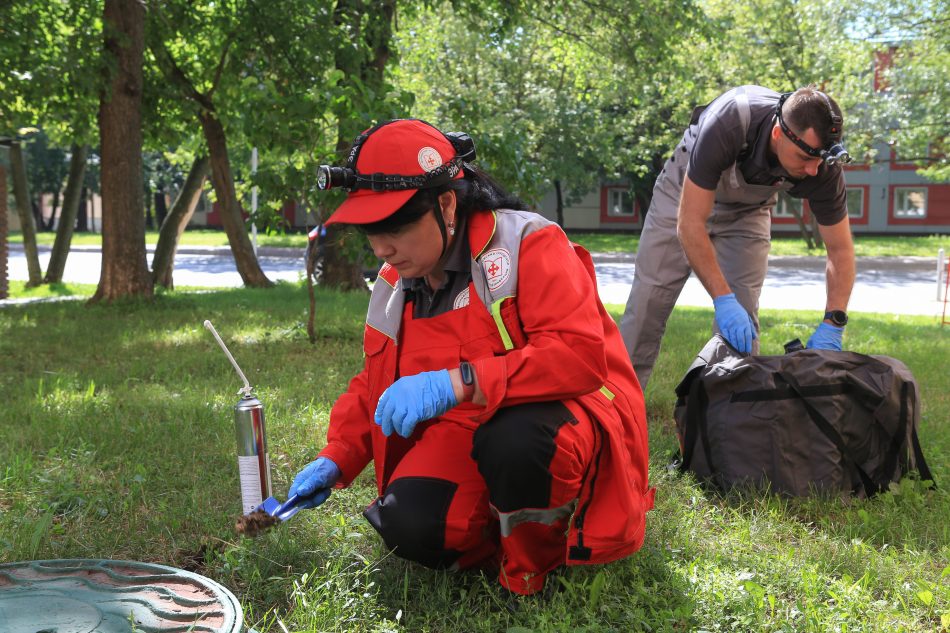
0, 559, 248, 633
234, 394, 263, 411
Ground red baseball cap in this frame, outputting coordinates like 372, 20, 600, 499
324, 119, 463, 226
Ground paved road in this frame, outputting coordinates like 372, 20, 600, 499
4, 244, 947, 316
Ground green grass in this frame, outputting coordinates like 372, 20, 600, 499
3, 279, 99, 300
1, 286, 948, 631
7, 229, 307, 249
8, 229, 950, 257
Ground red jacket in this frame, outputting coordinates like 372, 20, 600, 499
320, 209, 653, 565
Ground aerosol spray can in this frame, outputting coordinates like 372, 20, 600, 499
204, 320, 273, 514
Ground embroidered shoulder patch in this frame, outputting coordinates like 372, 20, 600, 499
481, 248, 512, 291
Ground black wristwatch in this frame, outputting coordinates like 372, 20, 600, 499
823, 310, 848, 327
459, 361, 475, 402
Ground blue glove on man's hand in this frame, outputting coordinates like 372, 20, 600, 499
713, 293, 757, 354
374, 369, 458, 439
806, 322, 844, 351
287, 457, 341, 510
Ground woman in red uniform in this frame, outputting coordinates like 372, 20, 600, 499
289, 118, 653, 596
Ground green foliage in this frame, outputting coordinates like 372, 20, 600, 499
1, 288, 948, 631
862, 1, 950, 180
394, 1, 704, 207
0, 0, 102, 144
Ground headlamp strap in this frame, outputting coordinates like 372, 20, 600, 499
353, 158, 463, 192
328, 119, 476, 192
776, 90, 844, 154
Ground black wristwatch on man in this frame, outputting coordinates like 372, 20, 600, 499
824, 310, 848, 327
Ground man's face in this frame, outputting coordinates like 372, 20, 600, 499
773, 124, 825, 179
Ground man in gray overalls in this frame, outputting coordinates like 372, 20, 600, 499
620, 85, 856, 388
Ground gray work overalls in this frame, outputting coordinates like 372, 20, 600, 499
619, 87, 794, 388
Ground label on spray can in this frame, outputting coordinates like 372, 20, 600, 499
238, 455, 267, 514
238, 455, 264, 514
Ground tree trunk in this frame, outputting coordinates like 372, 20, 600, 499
77, 186, 89, 231
152, 155, 209, 288
31, 199, 43, 232
0, 165, 8, 299
91, 0, 152, 303
320, 226, 369, 290
553, 178, 565, 227
45, 144, 89, 283
45, 190, 60, 231
198, 111, 272, 287
144, 177, 154, 230
155, 189, 168, 227
9, 142, 42, 287
789, 205, 815, 250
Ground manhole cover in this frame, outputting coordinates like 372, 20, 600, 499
0, 559, 249, 632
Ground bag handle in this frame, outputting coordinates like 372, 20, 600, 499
775, 370, 881, 497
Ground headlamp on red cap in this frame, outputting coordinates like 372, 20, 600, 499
316, 130, 477, 192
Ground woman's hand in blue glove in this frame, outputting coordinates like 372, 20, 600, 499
287, 457, 341, 510
374, 369, 458, 439
713, 293, 757, 354
807, 322, 844, 351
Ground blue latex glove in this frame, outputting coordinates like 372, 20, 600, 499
807, 322, 844, 351
374, 369, 458, 438
713, 293, 757, 354
287, 457, 341, 510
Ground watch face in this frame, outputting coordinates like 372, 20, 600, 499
460, 362, 475, 385
827, 310, 848, 326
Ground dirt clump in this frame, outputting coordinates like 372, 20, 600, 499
235, 510, 279, 537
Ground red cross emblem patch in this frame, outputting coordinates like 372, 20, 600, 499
481, 248, 512, 291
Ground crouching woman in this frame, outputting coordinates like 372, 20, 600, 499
289, 118, 654, 596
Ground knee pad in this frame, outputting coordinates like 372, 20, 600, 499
471, 401, 575, 512
363, 476, 462, 569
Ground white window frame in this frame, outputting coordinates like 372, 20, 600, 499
773, 192, 803, 219
893, 187, 927, 219
846, 187, 865, 219
605, 187, 635, 217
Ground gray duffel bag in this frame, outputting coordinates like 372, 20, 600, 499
674, 335, 934, 497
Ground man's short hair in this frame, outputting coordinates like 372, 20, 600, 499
781, 86, 844, 148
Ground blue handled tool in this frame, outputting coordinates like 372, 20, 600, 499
254, 488, 329, 522
255, 495, 303, 522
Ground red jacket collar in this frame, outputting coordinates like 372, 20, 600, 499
468, 209, 496, 260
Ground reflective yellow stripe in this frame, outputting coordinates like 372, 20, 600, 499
599, 385, 615, 400
491, 297, 515, 351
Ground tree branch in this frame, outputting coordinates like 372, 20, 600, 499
145, 2, 215, 113
207, 37, 233, 99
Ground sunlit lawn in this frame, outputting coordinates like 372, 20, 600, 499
1, 283, 947, 631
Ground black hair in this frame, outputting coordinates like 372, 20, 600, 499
782, 86, 844, 148
357, 166, 528, 236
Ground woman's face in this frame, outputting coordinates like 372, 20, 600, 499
365, 191, 456, 279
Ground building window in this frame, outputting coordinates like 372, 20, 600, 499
894, 187, 927, 219
606, 187, 635, 217
846, 188, 864, 219
773, 192, 803, 218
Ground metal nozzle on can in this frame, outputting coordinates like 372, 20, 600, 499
204, 320, 273, 514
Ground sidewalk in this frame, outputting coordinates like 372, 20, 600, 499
3, 244, 947, 316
